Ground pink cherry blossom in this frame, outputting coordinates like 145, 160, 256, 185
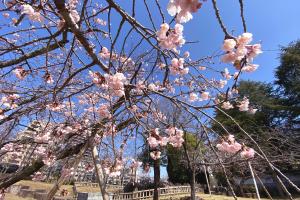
148, 83, 160, 91
217, 134, 242, 154
156, 23, 185, 50
218, 79, 227, 88
223, 39, 236, 51
102, 72, 127, 97
242, 64, 259, 72
156, 23, 169, 40
237, 32, 253, 45
98, 104, 112, 119
21, 4, 43, 22
61, 167, 75, 178
227, 142, 242, 153
228, 134, 235, 143
89, 71, 104, 84
183, 51, 190, 58
99, 47, 111, 59
35, 132, 51, 143
200, 91, 209, 101
248, 107, 258, 114
44, 72, 54, 84
147, 136, 159, 148
95, 18, 107, 26
222, 101, 233, 110
166, 127, 184, 148
167, 0, 202, 23
170, 58, 189, 75
189, 93, 198, 102
12, 18, 17, 24
240, 147, 255, 159
150, 151, 161, 160
2, 13, 9, 18
238, 97, 250, 111
130, 159, 142, 169
159, 137, 169, 146
217, 137, 242, 154
13, 66, 27, 80
221, 51, 237, 63
198, 66, 206, 70
1, 143, 14, 152
1, 94, 19, 109
221, 33, 262, 69
0, 190, 4, 200
247, 44, 263, 59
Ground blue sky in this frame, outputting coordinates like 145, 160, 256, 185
115, 0, 300, 83
183, 0, 300, 83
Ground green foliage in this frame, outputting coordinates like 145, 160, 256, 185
166, 144, 189, 184
212, 80, 282, 141
166, 133, 206, 184
275, 41, 300, 125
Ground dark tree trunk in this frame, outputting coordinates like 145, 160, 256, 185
190, 169, 196, 200
153, 159, 160, 200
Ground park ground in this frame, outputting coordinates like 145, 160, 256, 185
4, 180, 293, 200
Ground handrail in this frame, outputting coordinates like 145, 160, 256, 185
74, 182, 123, 189
74, 182, 201, 200
109, 186, 201, 200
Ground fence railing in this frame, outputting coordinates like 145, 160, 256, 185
110, 186, 202, 200
74, 182, 123, 191
74, 182, 203, 200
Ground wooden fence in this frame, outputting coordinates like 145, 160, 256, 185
74, 182, 203, 200
74, 182, 123, 191
110, 186, 202, 200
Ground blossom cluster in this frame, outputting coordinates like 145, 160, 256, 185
1, 94, 19, 109
170, 58, 189, 75
237, 97, 257, 114
98, 47, 135, 69
219, 96, 257, 114
167, 0, 202, 23
147, 127, 184, 160
166, 127, 184, 148
189, 91, 210, 102
104, 159, 123, 177
156, 23, 185, 50
97, 104, 112, 119
147, 128, 169, 149
222, 33, 262, 72
21, 4, 43, 22
216, 134, 255, 159
89, 71, 127, 97
150, 151, 162, 160
13, 66, 28, 80
103, 73, 127, 97
130, 159, 142, 169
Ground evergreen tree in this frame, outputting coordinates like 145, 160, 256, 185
275, 41, 300, 127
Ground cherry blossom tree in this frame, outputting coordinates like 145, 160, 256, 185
0, 0, 298, 200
